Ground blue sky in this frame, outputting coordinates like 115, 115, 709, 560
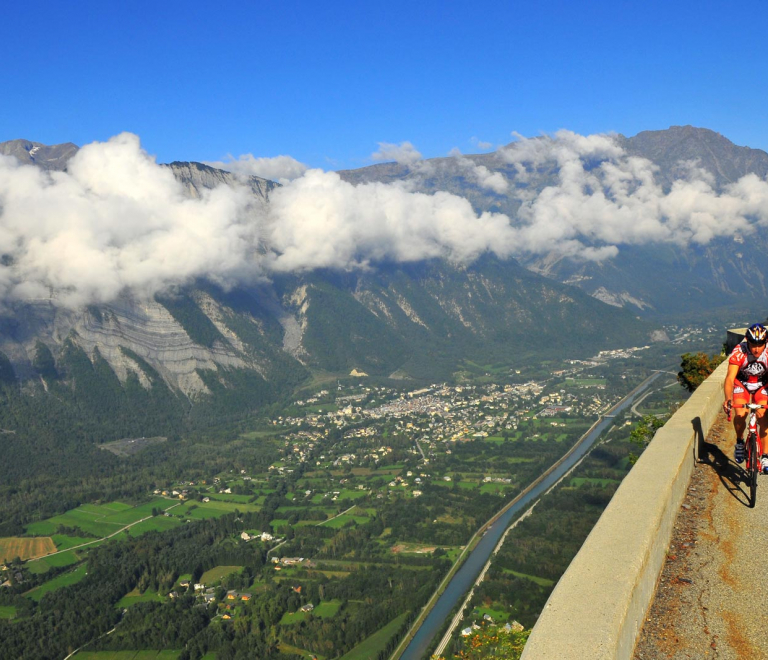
3, 0, 768, 169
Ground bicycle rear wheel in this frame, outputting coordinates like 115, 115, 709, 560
748, 432, 759, 508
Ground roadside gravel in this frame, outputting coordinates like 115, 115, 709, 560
634, 414, 768, 659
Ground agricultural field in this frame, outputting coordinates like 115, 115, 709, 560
117, 588, 165, 608
279, 599, 342, 625
500, 567, 555, 587
27, 548, 83, 574
479, 482, 517, 495
320, 513, 372, 529
25, 498, 172, 538
204, 492, 254, 504
314, 599, 342, 618
51, 534, 96, 551
279, 609, 308, 625
390, 542, 440, 556
73, 652, 181, 660
0, 536, 56, 562
0, 605, 17, 619
338, 612, 409, 660
471, 605, 512, 623
174, 500, 259, 520
200, 565, 243, 584
120, 515, 182, 537
25, 563, 88, 601
17, 495, 261, 553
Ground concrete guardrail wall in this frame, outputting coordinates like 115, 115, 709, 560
520, 359, 729, 660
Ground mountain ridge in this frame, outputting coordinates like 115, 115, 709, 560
2, 126, 748, 437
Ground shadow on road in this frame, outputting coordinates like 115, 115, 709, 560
694, 415, 751, 507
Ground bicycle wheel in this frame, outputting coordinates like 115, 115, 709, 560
748, 432, 759, 508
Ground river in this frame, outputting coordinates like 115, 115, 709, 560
399, 372, 662, 660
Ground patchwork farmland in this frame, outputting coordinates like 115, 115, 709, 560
0, 537, 56, 563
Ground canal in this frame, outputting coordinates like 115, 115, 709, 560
399, 372, 663, 659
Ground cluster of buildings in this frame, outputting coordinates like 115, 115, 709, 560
257, 353, 650, 487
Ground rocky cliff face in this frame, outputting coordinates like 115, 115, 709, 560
618, 125, 768, 189
167, 161, 277, 203
0, 143, 285, 397
0, 294, 253, 396
0, 139, 78, 171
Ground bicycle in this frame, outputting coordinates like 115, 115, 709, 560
728, 402, 766, 508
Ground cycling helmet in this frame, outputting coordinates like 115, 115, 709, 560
746, 323, 768, 345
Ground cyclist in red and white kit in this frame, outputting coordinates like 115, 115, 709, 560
724, 323, 768, 470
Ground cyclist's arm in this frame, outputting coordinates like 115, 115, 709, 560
724, 362, 740, 408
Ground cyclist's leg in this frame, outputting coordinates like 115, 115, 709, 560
733, 381, 750, 435
754, 386, 768, 471
732, 381, 750, 462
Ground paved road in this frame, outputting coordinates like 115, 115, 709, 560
635, 414, 768, 659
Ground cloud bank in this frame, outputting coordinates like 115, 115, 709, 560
266, 169, 514, 272
0, 133, 515, 308
2, 130, 768, 309
371, 141, 424, 167
449, 148, 508, 193
0, 133, 264, 307
205, 153, 308, 182
498, 129, 768, 258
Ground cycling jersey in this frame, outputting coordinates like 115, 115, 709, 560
729, 342, 768, 393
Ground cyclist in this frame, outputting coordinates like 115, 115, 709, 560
724, 323, 768, 470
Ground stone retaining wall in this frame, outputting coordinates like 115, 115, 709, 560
520, 360, 728, 660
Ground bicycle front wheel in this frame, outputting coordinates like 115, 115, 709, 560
749, 432, 759, 508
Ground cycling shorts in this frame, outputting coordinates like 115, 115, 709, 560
732, 379, 768, 407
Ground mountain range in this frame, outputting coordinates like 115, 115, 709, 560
339, 126, 768, 316
0, 126, 760, 437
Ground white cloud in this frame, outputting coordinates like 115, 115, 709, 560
265, 169, 515, 272
449, 148, 508, 194
4, 129, 768, 310
205, 153, 308, 183
0, 133, 519, 308
0, 133, 264, 308
470, 137, 493, 150
371, 141, 423, 167
497, 130, 768, 258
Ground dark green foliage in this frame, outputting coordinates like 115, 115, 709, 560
629, 414, 666, 450
32, 341, 57, 380
193, 368, 277, 422
53, 340, 185, 440
301, 279, 408, 375
471, 440, 636, 628
155, 291, 225, 347
678, 351, 725, 392
0, 349, 16, 385
86, 305, 104, 324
